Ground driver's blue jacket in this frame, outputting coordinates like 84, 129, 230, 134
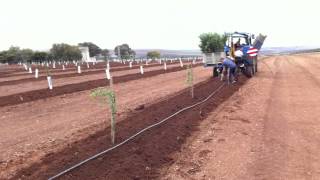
222, 58, 236, 69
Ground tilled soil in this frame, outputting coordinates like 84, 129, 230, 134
0, 62, 187, 96
0, 63, 202, 107
160, 55, 320, 180
10, 75, 246, 180
0, 61, 139, 77
7, 55, 317, 180
0, 61, 180, 82
0, 64, 211, 179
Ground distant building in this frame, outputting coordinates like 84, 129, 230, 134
79, 46, 96, 62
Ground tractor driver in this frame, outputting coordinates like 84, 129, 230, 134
235, 38, 241, 50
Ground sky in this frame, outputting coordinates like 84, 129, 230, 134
0, 0, 319, 51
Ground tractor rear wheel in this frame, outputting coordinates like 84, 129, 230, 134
244, 66, 254, 78
255, 59, 258, 72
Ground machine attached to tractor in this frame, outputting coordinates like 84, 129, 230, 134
203, 32, 266, 80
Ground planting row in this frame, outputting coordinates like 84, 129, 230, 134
0, 64, 211, 179
0, 61, 201, 97
0, 60, 166, 78
7, 75, 246, 179
0, 61, 187, 85
5, 57, 202, 76
0, 63, 203, 107
0, 58, 201, 80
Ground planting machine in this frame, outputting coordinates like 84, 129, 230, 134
203, 32, 267, 78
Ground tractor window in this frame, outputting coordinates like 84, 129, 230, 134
225, 34, 251, 48
232, 38, 248, 45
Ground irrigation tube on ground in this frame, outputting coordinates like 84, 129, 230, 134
48, 83, 226, 180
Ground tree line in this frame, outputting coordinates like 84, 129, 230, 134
0, 42, 141, 64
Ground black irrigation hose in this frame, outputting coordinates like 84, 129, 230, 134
48, 83, 226, 180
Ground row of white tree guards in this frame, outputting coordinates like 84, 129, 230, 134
17, 56, 204, 90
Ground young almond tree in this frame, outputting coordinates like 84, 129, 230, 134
90, 86, 117, 144
186, 64, 194, 98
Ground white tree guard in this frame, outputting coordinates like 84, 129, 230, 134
105, 69, 111, 80
47, 76, 53, 90
35, 68, 39, 78
77, 66, 81, 74
180, 59, 183, 67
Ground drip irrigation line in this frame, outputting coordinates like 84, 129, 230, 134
48, 82, 225, 180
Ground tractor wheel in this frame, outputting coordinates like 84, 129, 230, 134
252, 58, 258, 74
213, 67, 219, 77
255, 60, 258, 73
244, 66, 254, 78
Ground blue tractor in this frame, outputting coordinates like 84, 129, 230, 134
205, 32, 266, 78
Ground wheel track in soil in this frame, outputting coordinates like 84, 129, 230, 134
252, 56, 288, 179
251, 55, 319, 179
285, 56, 320, 88
297, 54, 320, 73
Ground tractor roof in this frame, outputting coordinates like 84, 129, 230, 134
225, 32, 251, 38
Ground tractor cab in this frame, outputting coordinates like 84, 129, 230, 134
224, 32, 255, 57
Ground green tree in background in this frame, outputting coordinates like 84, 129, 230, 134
5, 46, 21, 63
0, 44, 82, 64
114, 44, 135, 59
31, 51, 48, 63
101, 49, 110, 61
78, 42, 102, 57
50, 43, 82, 61
20, 49, 34, 63
147, 51, 161, 59
0, 47, 35, 64
0, 51, 8, 63
199, 33, 226, 53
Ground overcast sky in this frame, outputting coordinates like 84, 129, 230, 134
0, 0, 319, 50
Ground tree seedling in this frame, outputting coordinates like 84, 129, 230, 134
90, 87, 117, 144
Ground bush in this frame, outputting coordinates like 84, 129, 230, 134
199, 33, 226, 53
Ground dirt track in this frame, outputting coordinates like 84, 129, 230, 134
161, 54, 320, 180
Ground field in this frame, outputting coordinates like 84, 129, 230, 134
1, 54, 320, 179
